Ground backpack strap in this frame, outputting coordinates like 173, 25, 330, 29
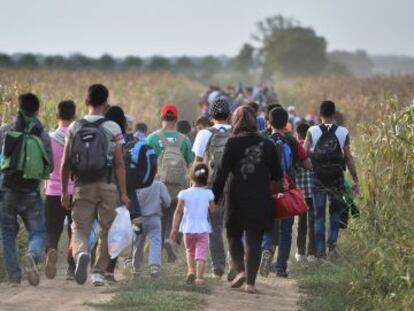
156, 130, 185, 148
93, 117, 108, 127
320, 124, 338, 134
50, 128, 66, 146
175, 133, 186, 147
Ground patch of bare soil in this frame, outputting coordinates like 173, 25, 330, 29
0, 263, 117, 311
204, 276, 300, 311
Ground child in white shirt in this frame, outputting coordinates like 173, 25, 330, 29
170, 163, 216, 286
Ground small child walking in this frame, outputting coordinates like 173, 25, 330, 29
170, 163, 216, 286
133, 178, 171, 278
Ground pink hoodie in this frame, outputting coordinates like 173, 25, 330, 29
45, 127, 75, 196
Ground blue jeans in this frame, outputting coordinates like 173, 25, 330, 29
275, 217, 294, 273
0, 188, 46, 281
313, 189, 344, 258
262, 220, 279, 251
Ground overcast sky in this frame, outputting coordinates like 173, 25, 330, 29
0, 0, 412, 57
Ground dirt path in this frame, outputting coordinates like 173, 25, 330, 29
0, 264, 116, 311
205, 276, 300, 311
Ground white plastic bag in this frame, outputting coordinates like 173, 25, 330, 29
108, 206, 133, 259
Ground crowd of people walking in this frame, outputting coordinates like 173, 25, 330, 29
0, 82, 359, 295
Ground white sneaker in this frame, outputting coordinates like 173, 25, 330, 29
91, 273, 107, 287
307, 255, 317, 263
295, 253, 307, 263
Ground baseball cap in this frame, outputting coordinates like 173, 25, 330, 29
161, 104, 178, 118
208, 96, 231, 119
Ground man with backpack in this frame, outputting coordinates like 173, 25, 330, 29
44, 100, 77, 281
147, 104, 194, 262
304, 100, 359, 260
192, 96, 231, 278
61, 84, 130, 286
261, 107, 311, 278
0, 93, 53, 286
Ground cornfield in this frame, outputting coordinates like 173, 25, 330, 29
278, 75, 414, 130
0, 69, 204, 130
279, 75, 414, 310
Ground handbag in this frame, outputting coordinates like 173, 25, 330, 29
272, 173, 308, 219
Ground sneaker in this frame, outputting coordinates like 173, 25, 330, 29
259, 250, 272, 278
75, 252, 90, 285
22, 254, 40, 286
276, 270, 288, 278
45, 248, 58, 279
150, 265, 160, 279
91, 273, 106, 287
295, 252, 307, 263
211, 268, 224, 279
65, 267, 75, 281
164, 239, 178, 263
105, 273, 117, 284
227, 268, 237, 282
186, 272, 196, 285
307, 255, 317, 263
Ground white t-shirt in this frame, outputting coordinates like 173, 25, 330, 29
308, 124, 349, 152
192, 124, 231, 159
177, 187, 214, 234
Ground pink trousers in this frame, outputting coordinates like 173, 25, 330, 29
183, 233, 209, 262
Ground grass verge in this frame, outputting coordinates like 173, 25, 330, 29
91, 255, 214, 311
291, 259, 363, 311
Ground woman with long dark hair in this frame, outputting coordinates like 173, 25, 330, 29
212, 105, 283, 294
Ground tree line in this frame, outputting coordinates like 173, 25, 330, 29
0, 15, 377, 81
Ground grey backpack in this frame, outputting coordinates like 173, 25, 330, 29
204, 126, 231, 186
70, 118, 112, 182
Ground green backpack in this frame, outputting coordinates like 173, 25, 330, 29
1, 112, 51, 181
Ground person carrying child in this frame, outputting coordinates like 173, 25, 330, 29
170, 163, 216, 286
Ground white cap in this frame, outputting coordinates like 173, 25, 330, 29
287, 105, 295, 112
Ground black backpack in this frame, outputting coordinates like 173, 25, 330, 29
70, 118, 112, 182
311, 124, 345, 186
123, 134, 157, 191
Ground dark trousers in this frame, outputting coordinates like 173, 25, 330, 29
296, 198, 316, 256
45, 195, 75, 269
209, 205, 226, 273
275, 217, 294, 273
228, 229, 263, 286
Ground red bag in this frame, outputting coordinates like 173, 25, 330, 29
272, 174, 308, 219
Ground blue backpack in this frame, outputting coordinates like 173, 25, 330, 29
272, 134, 293, 174
123, 134, 157, 190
